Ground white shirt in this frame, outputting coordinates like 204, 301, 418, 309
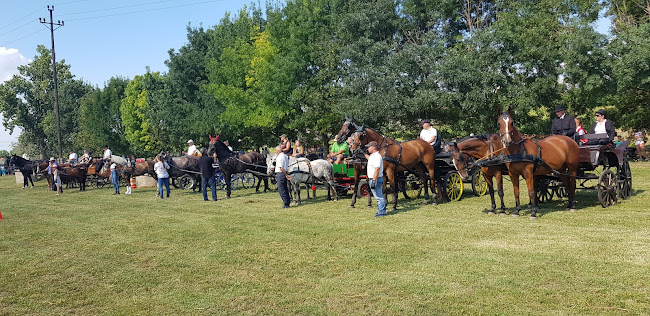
110, 163, 117, 171
420, 127, 437, 145
103, 149, 112, 159
187, 145, 197, 156
274, 153, 289, 173
367, 152, 383, 179
594, 119, 607, 135
154, 161, 170, 178
68, 152, 78, 160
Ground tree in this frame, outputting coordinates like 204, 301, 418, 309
121, 72, 164, 156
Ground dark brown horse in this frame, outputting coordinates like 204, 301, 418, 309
208, 135, 270, 198
448, 134, 508, 214
338, 120, 438, 211
498, 112, 580, 218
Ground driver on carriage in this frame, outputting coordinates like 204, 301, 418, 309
102, 145, 112, 161
67, 150, 78, 164
551, 106, 576, 139
185, 140, 201, 156
327, 137, 349, 164
419, 119, 441, 154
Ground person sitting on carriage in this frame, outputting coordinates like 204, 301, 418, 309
184, 139, 199, 156
551, 106, 576, 139
67, 150, 78, 164
78, 150, 91, 164
292, 140, 305, 158
280, 134, 292, 155
327, 138, 349, 164
588, 109, 616, 145
420, 119, 441, 154
102, 145, 112, 161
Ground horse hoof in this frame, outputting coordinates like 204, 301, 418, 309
349, 205, 355, 209
488, 211, 496, 215
567, 208, 576, 212
367, 205, 373, 209
512, 213, 520, 217
530, 215, 537, 220
421, 200, 429, 206
498, 212, 506, 216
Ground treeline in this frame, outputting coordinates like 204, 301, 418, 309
1, 0, 649, 158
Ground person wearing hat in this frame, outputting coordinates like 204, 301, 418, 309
48, 157, 62, 195
589, 109, 616, 145
364, 141, 386, 217
551, 106, 576, 138
420, 119, 441, 154
185, 140, 198, 156
280, 134, 292, 155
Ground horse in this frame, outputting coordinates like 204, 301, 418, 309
6, 155, 35, 188
207, 135, 270, 198
447, 134, 509, 214
32, 159, 88, 191
266, 154, 338, 205
498, 111, 580, 219
159, 152, 202, 192
338, 119, 439, 211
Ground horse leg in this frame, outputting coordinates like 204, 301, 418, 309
424, 162, 437, 206
562, 166, 578, 211
225, 172, 232, 198
387, 167, 398, 211
256, 176, 262, 192
495, 170, 506, 215
525, 171, 538, 219
510, 172, 521, 217
485, 172, 497, 214
351, 168, 359, 208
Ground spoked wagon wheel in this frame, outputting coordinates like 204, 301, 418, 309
444, 171, 463, 202
241, 172, 256, 189
471, 168, 488, 197
618, 158, 632, 200
356, 181, 370, 198
178, 174, 195, 190
597, 169, 618, 207
554, 183, 568, 199
172, 177, 180, 188
535, 179, 554, 204
268, 177, 278, 191
402, 173, 422, 199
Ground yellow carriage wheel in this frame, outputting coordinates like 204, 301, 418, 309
471, 168, 488, 197
444, 171, 464, 202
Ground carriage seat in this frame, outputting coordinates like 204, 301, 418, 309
436, 152, 451, 159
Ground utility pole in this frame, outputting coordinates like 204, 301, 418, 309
40, 6, 64, 160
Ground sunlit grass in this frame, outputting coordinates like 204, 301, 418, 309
1, 162, 649, 314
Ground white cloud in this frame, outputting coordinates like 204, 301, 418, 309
0, 47, 30, 83
0, 47, 29, 150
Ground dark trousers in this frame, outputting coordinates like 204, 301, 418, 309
202, 176, 217, 201
276, 173, 291, 207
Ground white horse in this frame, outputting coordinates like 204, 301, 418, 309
266, 154, 338, 205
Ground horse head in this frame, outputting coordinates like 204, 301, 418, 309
207, 135, 231, 160
336, 118, 361, 143
265, 153, 277, 176
447, 142, 470, 179
349, 130, 368, 156
498, 111, 516, 147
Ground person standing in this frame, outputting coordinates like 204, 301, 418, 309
110, 161, 120, 195
154, 155, 171, 199
365, 141, 386, 217
590, 109, 616, 145
274, 145, 292, 208
49, 158, 62, 194
420, 119, 441, 154
199, 150, 218, 201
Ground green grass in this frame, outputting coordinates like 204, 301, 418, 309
1, 163, 650, 315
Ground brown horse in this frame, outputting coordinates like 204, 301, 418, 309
339, 121, 438, 211
498, 112, 579, 218
334, 118, 373, 208
448, 134, 508, 214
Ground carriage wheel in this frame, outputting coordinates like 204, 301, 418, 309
618, 159, 632, 200
471, 168, 488, 197
268, 177, 278, 191
444, 171, 463, 202
230, 176, 239, 191
402, 173, 422, 199
554, 183, 568, 198
178, 174, 195, 190
172, 177, 180, 189
535, 179, 554, 204
241, 172, 256, 189
357, 181, 370, 198
597, 169, 618, 208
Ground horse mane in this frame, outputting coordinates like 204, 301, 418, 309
457, 134, 490, 143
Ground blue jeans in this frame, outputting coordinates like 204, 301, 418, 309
276, 173, 291, 207
158, 177, 170, 198
202, 176, 217, 201
369, 177, 386, 215
111, 170, 120, 193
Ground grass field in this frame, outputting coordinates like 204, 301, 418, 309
1, 163, 649, 315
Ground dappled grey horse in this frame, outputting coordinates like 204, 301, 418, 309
266, 154, 338, 205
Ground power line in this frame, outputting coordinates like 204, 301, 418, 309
0, 19, 38, 38
0, 6, 45, 32
65, 0, 224, 22
0, 29, 46, 47
58, 0, 179, 16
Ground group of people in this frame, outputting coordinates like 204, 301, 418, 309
550, 106, 616, 145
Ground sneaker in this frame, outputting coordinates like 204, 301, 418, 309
374, 213, 387, 218
113, 192, 118, 195
283, 205, 290, 209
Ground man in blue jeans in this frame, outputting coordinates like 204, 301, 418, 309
274, 145, 292, 208
199, 150, 217, 201
365, 141, 386, 217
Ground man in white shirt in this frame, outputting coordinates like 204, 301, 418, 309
186, 140, 198, 156
419, 119, 441, 154
103, 145, 112, 160
365, 141, 386, 217
274, 145, 292, 208
67, 150, 78, 164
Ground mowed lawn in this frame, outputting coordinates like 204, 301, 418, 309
1, 163, 649, 315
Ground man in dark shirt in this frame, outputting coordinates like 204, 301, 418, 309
551, 106, 576, 138
199, 150, 217, 201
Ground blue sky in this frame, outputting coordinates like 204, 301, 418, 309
0, 0, 613, 151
